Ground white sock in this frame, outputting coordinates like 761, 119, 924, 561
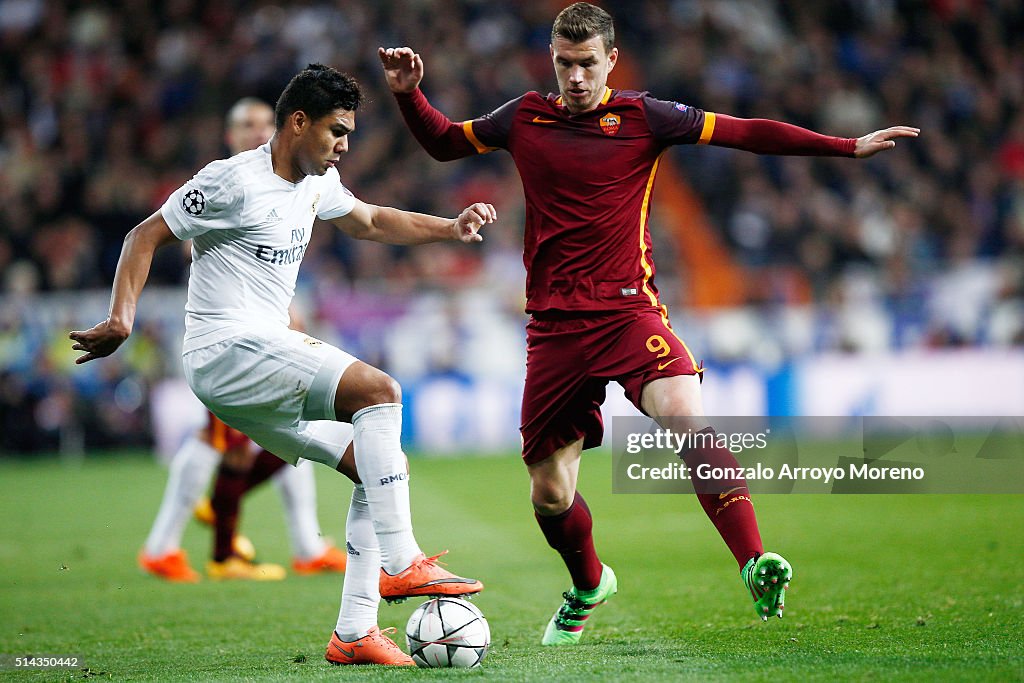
274, 459, 327, 560
335, 485, 380, 641
351, 403, 421, 574
144, 436, 220, 556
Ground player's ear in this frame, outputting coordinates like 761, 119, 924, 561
290, 110, 308, 135
607, 47, 618, 72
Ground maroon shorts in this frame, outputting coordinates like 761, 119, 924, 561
520, 308, 702, 465
207, 411, 249, 454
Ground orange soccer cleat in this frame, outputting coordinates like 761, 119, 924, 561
379, 551, 483, 603
292, 545, 347, 575
325, 627, 415, 666
138, 549, 201, 583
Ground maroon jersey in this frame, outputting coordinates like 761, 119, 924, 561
395, 86, 854, 315
462, 89, 710, 313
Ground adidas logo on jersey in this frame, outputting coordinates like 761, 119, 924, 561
264, 208, 283, 224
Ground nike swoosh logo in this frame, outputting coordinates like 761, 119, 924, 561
719, 486, 745, 500
532, 116, 557, 124
411, 577, 480, 589
657, 357, 682, 371
331, 642, 356, 658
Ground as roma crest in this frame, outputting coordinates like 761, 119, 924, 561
599, 113, 621, 136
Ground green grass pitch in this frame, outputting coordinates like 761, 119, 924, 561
1, 450, 1021, 681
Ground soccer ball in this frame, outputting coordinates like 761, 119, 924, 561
405, 597, 490, 668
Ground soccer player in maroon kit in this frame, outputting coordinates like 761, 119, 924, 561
380, 2, 918, 644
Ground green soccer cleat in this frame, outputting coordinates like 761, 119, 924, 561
742, 552, 792, 621
541, 564, 617, 646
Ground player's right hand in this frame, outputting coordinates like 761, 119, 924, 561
69, 319, 130, 364
378, 47, 423, 93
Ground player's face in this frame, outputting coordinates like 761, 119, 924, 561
550, 35, 618, 114
295, 108, 355, 177
225, 104, 275, 155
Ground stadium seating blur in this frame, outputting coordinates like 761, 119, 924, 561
2, 1, 1021, 453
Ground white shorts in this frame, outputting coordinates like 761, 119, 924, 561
182, 328, 357, 467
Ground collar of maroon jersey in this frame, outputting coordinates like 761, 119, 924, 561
554, 87, 615, 111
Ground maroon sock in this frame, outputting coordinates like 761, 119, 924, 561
535, 492, 603, 591
679, 428, 764, 568
211, 464, 247, 562
243, 449, 287, 492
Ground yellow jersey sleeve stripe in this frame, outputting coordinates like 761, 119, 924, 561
461, 120, 496, 154
698, 112, 716, 145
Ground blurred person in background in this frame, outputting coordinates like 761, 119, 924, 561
70, 64, 492, 666
139, 98, 350, 583
381, 1, 917, 645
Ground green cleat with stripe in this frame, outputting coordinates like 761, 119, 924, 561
742, 552, 792, 621
541, 564, 617, 646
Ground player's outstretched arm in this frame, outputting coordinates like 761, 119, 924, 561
331, 198, 496, 246
708, 114, 919, 158
69, 212, 178, 364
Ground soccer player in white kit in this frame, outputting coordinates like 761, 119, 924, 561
140, 97, 348, 583
71, 64, 494, 667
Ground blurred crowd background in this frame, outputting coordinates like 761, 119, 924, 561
2, 0, 1023, 452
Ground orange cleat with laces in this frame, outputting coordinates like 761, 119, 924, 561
325, 627, 415, 666
379, 551, 483, 604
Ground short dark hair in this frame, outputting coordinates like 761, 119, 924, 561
551, 2, 615, 52
275, 63, 363, 130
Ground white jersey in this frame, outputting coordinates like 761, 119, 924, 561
161, 143, 355, 352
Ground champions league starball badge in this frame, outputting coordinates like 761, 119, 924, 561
182, 188, 206, 216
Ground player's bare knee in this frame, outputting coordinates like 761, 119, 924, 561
531, 481, 574, 516
334, 362, 403, 420
376, 374, 402, 405
533, 496, 573, 516
642, 375, 705, 419
357, 372, 401, 407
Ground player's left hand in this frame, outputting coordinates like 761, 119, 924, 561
854, 126, 920, 158
453, 203, 497, 243
69, 319, 131, 364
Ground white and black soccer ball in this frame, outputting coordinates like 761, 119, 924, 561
405, 597, 489, 668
